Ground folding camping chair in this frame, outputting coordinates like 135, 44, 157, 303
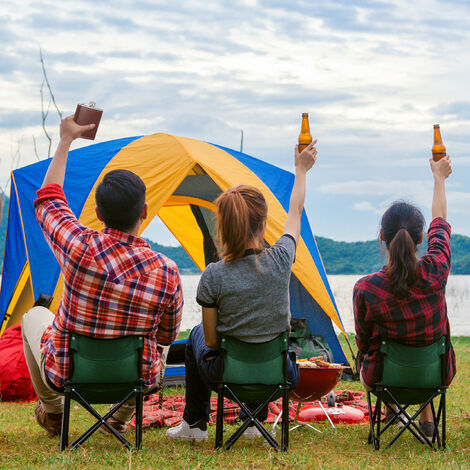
215, 331, 291, 451
59, 334, 145, 451
367, 337, 447, 450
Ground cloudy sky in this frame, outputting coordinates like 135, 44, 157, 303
1, 0, 469, 244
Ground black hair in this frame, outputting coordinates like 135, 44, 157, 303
95, 169, 146, 232
381, 201, 425, 297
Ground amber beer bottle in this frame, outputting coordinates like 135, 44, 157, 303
432, 124, 446, 161
298, 113, 312, 153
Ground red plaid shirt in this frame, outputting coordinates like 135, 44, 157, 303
353, 217, 456, 388
35, 184, 183, 389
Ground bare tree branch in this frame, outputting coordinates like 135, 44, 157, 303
40, 80, 53, 157
32, 135, 40, 161
40, 48, 62, 120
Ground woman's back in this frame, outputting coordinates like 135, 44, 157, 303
197, 235, 296, 343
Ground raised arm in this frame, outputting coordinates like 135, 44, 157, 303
283, 141, 317, 244
429, 155, 452, 220
41, 116, 95, 188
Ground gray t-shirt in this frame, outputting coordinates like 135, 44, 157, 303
196, 234, 296, 343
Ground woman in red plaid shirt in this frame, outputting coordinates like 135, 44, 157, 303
353, 155, 456, 440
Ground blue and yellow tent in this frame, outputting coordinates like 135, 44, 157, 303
0, 134, 350, 365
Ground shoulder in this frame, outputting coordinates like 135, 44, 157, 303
354, 270, 387, 295
268, 234, 296, 261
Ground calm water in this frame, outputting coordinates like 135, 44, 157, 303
180, 274, 470, 336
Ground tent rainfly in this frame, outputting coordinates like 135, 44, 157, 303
0, 134, 350, 367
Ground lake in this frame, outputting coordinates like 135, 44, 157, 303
180, 274, 470, 336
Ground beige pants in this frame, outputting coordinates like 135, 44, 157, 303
21, 306, 168, 423
22, 307, 64, 414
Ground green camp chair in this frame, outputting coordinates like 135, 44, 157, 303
367, 337, 448, 450
59, 334, 145, 451
215, 331, 291, 451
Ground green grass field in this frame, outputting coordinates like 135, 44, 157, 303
1, 335, 469, 470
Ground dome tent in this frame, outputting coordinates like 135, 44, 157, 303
0, 133, 350, 368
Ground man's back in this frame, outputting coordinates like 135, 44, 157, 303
35, 186, 183, 389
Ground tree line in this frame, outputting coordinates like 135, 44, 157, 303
1, 198, 469, 275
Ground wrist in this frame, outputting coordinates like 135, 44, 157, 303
295, 165, 308, 175
433, 174, 446, 183
59, 136, 74, 148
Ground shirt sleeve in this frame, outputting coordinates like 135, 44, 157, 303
353, 282, 370, 356
420, 217, 451, 284
155, 266, 184, 345
35, 184, 87, 269
196, 265, 218, 308
268, 234, 297, 268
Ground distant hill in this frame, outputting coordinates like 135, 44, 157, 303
0, 196, 469, 274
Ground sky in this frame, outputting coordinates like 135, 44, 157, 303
1, 0, 469, 244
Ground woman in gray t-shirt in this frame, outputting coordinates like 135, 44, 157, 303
167, 141, 318, 442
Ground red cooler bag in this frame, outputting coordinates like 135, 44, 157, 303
0, 324, 37, 402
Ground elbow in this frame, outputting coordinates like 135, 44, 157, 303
205, 338, 219, 349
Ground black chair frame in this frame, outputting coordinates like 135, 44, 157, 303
367, 385, 447, 451
59, 336, 145, 451
214, 340, 291, 452
367, 339, 448, 451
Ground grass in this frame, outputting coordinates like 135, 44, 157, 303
1, 335, 469, 470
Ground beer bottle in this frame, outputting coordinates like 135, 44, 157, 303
298, 113, 312, 153
432, 124, 446, 161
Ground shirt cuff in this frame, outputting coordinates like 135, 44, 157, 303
34, 184, 68, 208
196, 297, 218, 308
429, 217, 451, 235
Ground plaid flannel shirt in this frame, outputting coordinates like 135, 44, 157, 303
353, 217, 456, 388
35, 184, 183, 389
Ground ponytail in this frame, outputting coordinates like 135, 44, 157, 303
215, 185, 267, 262
381, 201, 425, 298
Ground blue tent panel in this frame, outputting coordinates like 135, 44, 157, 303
289, 275, 347, 363
0, 190, 28, 316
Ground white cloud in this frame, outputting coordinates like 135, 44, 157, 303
353, 201, 382, 215
1, 0, 470, 239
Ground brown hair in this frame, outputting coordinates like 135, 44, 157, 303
381, 201, 425, 297
215, 185, 267, 262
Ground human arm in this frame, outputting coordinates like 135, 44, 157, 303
155, 268, 184, 346
353, 284, 370, 357
283, 141, 317, 245
35, 117, 95, 266
430, 155, 452, 221
202, 307, 219, 349
195, 266, 220, 348
41, 115, 95, 188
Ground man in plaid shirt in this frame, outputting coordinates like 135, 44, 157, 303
22, 116, 183, 438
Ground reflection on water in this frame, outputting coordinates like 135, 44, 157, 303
180, 275, 470, 336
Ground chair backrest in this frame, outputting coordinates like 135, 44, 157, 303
221, 331, 288, 386
68, 333, 144, 404
379, 337, 446, 404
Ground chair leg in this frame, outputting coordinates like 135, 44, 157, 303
430, 399, 440, 448
442, 392, 446, 450
281, 386, 289, 451
135, 389, 143, 450
375, 394, 381, 450
60, 389, 71, 451
215, 385, 224, 449
366, 391, 374, 447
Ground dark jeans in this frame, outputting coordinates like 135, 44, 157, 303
182, 323, 299, 425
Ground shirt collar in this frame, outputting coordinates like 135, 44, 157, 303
242, 248, 263, 257
101, 227, 150, 248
